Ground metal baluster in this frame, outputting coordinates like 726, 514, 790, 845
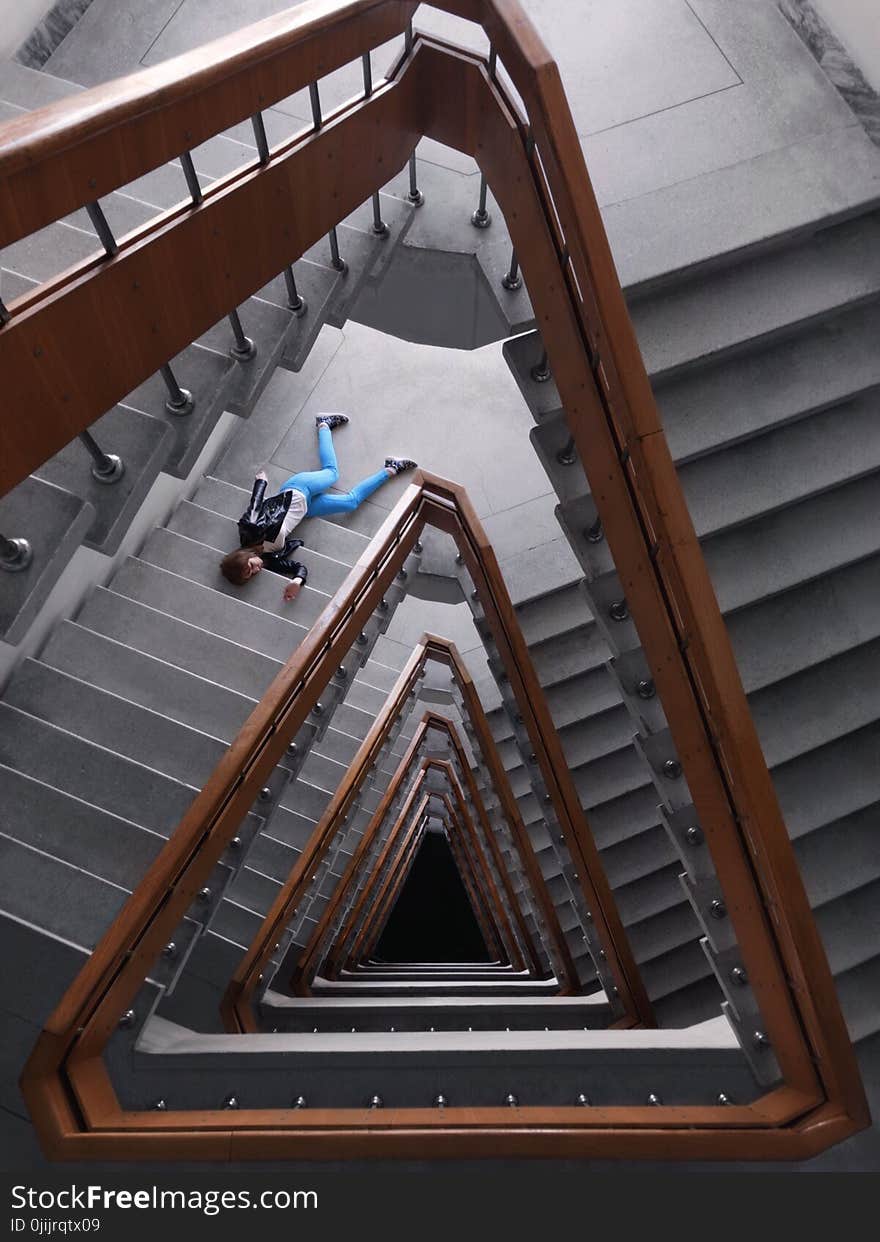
0, 295, 10, 326
556, 436, 577, 466
159, 363, 194, 415
328, 227, 347, 273
251, 112, 270, 165
86, 202, 117, 257
79, 429, 125, 483
283, 266, 308, 317
252, 109, 309, 318
407, 150, 424, 207
501, 248, 522, 291
530, 347, 551, 383
0, 535, 32, 573
227, 306, 256, 360
471, 174, 491, 229
362, 51, 388, 237
309, 81, 322, 129
309, 80, 348, 271
402, 25, 424, 206
179, 151, 202, 205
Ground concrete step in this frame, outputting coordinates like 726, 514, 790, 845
631, 212, 880, 381
0, 701, 195, 836
0, 832, 127, 954
514, 583, 594, 647
543, 389, 880, 542
120, 342, 236, 479
76, 586, 281, 700
0, 765, 164, 893
34, 405, 173, 555
41, 619, 259, 742
654, 296, 880, 465
0, 476, 94, 644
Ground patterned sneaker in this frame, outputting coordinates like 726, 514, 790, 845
316, 414, 349, 430
385, 456, 418, 474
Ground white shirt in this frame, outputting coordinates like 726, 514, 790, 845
262, 487, 308, 552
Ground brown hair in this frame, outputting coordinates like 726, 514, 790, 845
219, 545, 262, 586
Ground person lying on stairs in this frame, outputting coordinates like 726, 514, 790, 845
219, 414, 417, 602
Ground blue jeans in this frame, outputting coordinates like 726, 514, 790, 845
280, 425, 389, 516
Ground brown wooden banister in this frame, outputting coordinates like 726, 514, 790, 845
11, 0, 867, 1158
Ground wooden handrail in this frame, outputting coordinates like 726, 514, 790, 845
12, 0, 866, 1158
0, 0, 416, 246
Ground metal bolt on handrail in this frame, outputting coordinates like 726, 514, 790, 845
501, 247, 522, 291
179, 151, 202, 205
369, 1095, 384, 1109
86, 202, 118, 257
0, 535, 33, 573
292, 1095, 307, 1109
79, 430, 125, 483
159, 363, 194, 415
576, 1093, 591, 1106
556, 436, 577, 466
228, 307, 256, 360
504, 1093, 518, 1107
647, 1093, 662, 1106
472, 174, 491, 229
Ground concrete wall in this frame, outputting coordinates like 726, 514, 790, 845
0, 0, 51, 59
812, 0, 880, 92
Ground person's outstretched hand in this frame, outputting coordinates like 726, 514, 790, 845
256, 468, 268, 481
283, 577, 304, 603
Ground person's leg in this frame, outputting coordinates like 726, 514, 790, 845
278, 423, 340, 498
306, 467, 392, 516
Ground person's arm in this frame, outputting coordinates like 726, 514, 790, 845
246, 470, 268, 520
282, 562, 308, 603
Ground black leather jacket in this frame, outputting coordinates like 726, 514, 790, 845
237, 477, 293, 547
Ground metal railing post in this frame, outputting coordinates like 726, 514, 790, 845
501, 247, 522, 290
251, 112, 270, 165
283, 267, 308, 317
531, 347, 551, 383
472, 175, 490, 229
79, 429, 125, 483
227, 306, 256, 360
0, 535, 32, 572
0, 295, 10, 325
362, 51, 389, 237
85, 202, 117, 257
179, 151, 202, 205
159, 363, 194, 415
